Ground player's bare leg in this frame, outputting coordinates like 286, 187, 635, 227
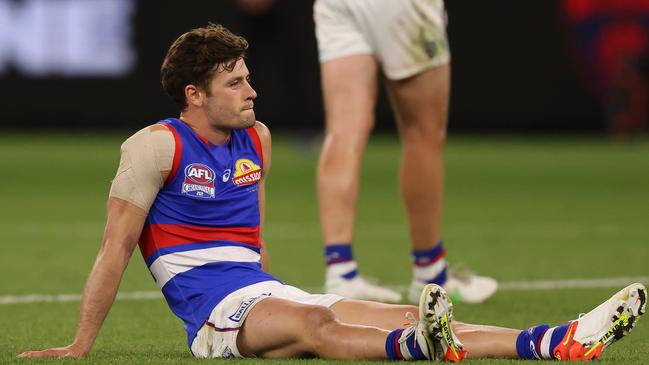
237, 285, 471, 361
452, 322, 519, 358
331, 299, 418, 329
386, 64, 448, 257
318, 54, 376, 247
317, 54, 401, 302
236, 297, 389, 359
385, 64, 497, 304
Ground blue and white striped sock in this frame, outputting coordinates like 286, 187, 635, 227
325, 244, 358, 281
385, 326, 430, 360
516, 323, 570, 360
412, 241, 447, 285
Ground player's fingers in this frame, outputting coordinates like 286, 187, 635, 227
17, 350, 46, 358
17, 350, 42, 358
17, 348, 71, 358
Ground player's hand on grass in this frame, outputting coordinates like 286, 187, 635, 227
18, 344, 88, 358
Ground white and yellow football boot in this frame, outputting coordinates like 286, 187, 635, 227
552, 282, 646, 361
418, 284, 467, 362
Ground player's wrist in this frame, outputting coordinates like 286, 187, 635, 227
69, 340, 91, 357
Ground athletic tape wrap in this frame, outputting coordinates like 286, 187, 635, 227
109, 125, 174, 211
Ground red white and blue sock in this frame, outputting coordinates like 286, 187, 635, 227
412, 241, 447, 286
385, 327, 430, 360
516, 323, 570, 360
325, 243, 358, 281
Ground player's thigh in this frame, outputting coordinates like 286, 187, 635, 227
385, 64, 450, 134
320, 54, 378, 134
237, 297, 336, 358
330, 299, 417, 330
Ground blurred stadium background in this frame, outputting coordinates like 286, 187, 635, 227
2, 0, 648, 134
1, 0, 648, 364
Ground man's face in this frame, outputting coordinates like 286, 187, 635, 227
203, 59, 257, 130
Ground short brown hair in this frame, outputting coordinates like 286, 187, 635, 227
161, 23, 249, 110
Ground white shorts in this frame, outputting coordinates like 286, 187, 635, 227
190, 281, 343, 358
314, 0, 450, 80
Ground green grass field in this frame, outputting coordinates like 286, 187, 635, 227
1, 133, 648, 364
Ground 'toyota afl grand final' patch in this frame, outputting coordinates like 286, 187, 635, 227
182, 163, 216, 199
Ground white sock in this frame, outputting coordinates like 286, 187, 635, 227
326, 261, 359, 283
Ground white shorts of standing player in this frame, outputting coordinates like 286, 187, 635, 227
314, 0, 451, 80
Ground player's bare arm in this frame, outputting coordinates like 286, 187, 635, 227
18, 125, 173, 358
18, 199, 146, 358
254, 121, 271, 272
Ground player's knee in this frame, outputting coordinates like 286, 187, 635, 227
319, 124, 373, 165
401, 121, 447, 147
302, 306, 339, 349
304, 305, 337, 328
325, 116, 375, 142
432, 127, 447, 147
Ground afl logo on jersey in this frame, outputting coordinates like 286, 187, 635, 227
233, 158, 261, 186
182, 163, 216, 199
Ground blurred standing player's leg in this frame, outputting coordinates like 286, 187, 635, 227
315, 0, 401, 302
314, 0, 497, 303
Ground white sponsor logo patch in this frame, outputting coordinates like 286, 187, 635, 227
182, 163, 216, 199
228, 293, 271, 322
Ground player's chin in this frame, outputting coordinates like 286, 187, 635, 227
241, 111, 256, 128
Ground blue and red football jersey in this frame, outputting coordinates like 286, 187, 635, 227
138, 118, 280, 347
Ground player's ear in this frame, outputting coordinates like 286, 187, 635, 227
184, 84, 203, 107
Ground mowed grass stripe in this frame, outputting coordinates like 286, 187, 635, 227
3, 276, 648, 305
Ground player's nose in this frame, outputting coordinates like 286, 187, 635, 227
245, 82, 257, 101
